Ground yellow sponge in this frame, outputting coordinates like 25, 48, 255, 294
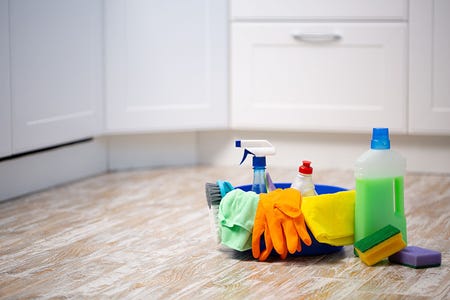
354, 225, 406, 266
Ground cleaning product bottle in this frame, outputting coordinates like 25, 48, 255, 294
355, 128, 407, 244
235, 140, 276, 194
290, 160, 318, 197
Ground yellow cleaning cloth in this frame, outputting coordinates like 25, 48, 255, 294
302, 190, 355, 246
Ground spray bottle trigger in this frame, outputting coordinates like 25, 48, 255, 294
240, 149, 254, 165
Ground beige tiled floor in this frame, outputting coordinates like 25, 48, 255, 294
0, 166, 449, 299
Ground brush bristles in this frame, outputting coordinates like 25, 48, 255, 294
205, 182, 222, 208
205, 182, 223, 244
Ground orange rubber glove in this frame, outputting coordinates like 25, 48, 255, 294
252, 188, 312, 261
252, 196, 279, 261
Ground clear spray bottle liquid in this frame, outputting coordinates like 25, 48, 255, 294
355, 128, 407, 243
290, 160, 317, 197
252, 156, 267, 194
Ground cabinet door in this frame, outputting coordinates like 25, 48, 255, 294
105, 0, 227, 132
0, 0, 11, 158
10, 0, 103, 153
409, 0, 450, 134
231, 23, 407, 133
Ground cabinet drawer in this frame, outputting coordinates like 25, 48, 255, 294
231, 23, 407, 132
231, 0, 407, 21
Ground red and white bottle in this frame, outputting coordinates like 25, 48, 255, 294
290, 160, 318, 197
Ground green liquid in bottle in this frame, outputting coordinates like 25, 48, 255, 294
355, 176, 407, 243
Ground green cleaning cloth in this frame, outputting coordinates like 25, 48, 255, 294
218, 189, 259, 251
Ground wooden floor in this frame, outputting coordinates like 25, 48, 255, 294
0, 166, 449, 299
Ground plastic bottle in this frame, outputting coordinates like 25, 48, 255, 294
290, 160, 318, 197
235, 140, 276, 194
251, 156, 267, 194
355, 128, 407, 244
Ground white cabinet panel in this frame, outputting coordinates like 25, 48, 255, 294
10, 0, 103, 153
105, 0, 227, 132
231, 23, 407, 132
409, 0, 450, 134
0, 0, 11, 158
231, 0, 407, 20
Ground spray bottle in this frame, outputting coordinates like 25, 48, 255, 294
355, 128, 407, 244
235, 140, 276, 194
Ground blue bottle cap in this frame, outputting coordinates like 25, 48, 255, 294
371, 128, 391, 150
253, 156, 266, 168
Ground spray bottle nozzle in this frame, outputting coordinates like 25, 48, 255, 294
235, 140, 276, 166
240, 149, 254, 165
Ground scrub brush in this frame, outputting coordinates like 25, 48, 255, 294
205, 181, 234, 243
205, 182, 223, 243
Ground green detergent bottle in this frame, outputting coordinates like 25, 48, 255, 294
355, 128, 407, 244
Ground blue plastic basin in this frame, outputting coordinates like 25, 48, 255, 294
235, 183, 347, 256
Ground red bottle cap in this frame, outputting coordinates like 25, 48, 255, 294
299, 160, 313, 175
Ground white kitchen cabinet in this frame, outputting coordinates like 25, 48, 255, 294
105, 0, 227, 132
230, 1, 408, 133
0, 0, 11, 158
409, 0, 450, 135
9, 0, 103, 154
231, 22, 407, 132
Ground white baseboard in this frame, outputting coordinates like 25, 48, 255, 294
107, 132, 198, 171
197, 130, 450, 174
0, 138, 108, 202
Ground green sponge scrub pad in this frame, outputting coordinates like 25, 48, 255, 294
354, 225, 407, 266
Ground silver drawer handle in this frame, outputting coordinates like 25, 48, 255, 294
292, 33, 342, 43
